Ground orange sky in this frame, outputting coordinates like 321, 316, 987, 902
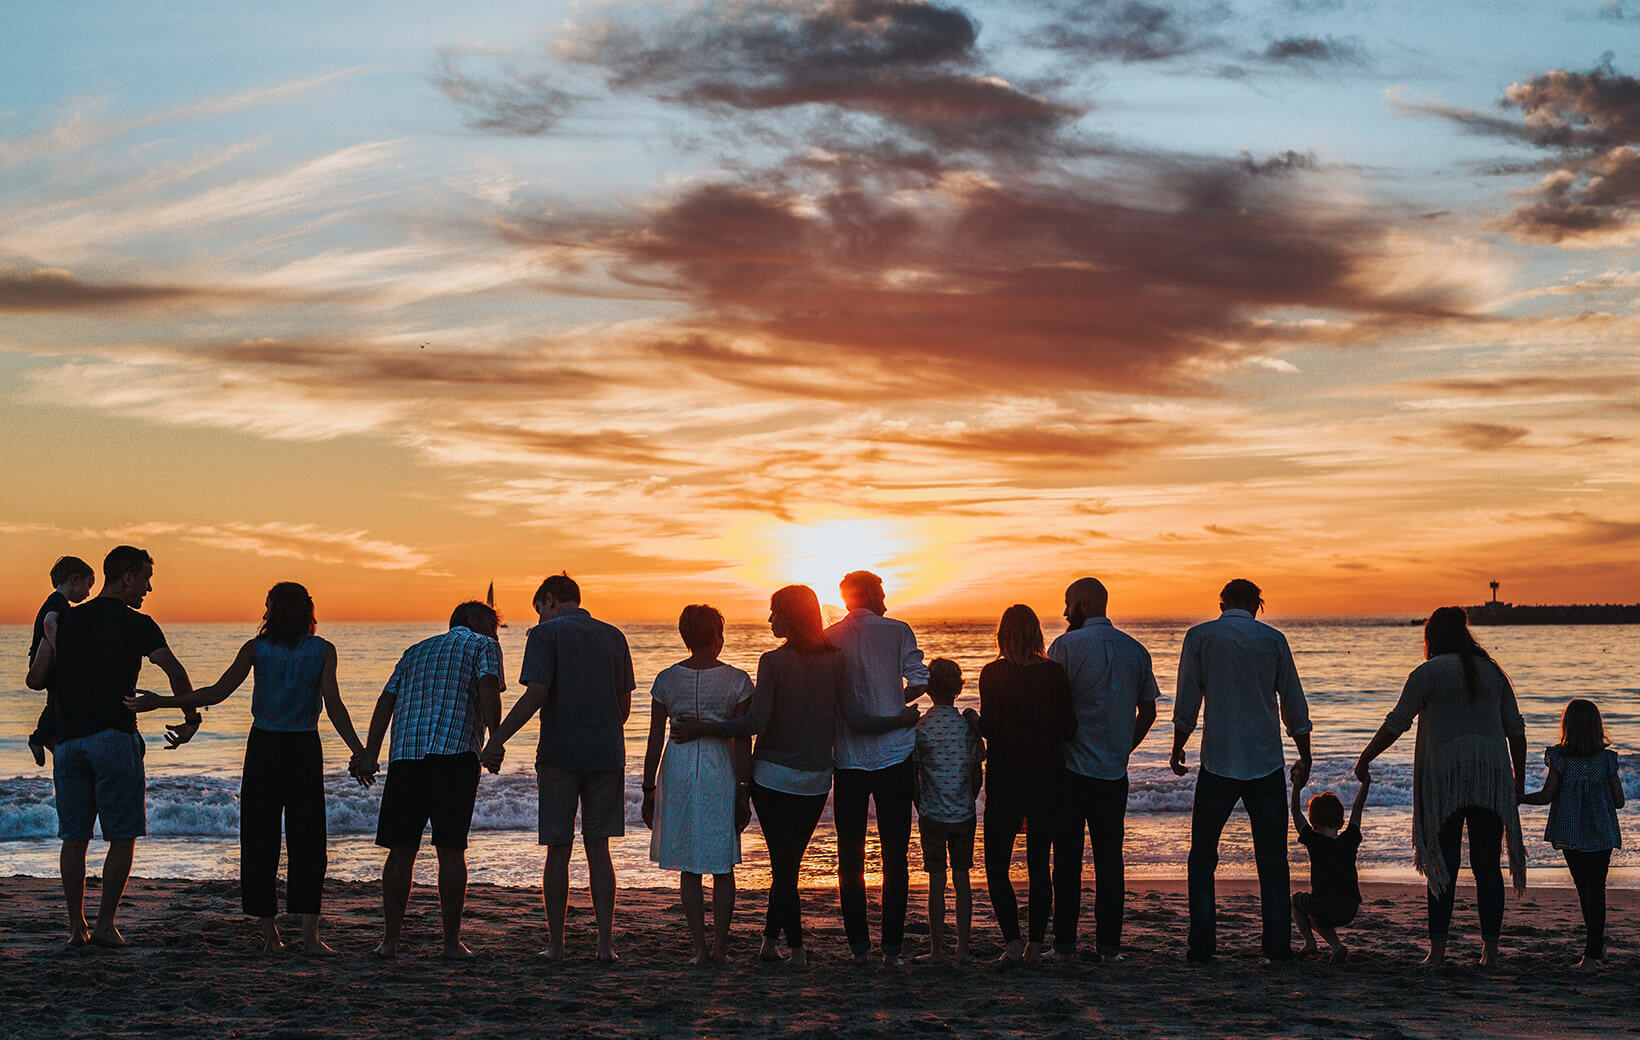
2, 2, 1637, 623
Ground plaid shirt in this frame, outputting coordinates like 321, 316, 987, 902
385, 627, 502, 762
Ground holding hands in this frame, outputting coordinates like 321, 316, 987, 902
479, 740, 505, 774
348, 749, 378, 787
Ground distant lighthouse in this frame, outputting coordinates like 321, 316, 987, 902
1489, 580, 1500, 605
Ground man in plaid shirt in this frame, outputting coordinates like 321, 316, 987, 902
355, 601, 504, 960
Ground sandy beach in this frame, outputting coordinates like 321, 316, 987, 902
2, 875, 1633, 1039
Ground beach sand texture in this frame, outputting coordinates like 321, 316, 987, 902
2, 876, 1635, 1039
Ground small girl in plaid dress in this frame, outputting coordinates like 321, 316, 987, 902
1521, 699, 1626, 966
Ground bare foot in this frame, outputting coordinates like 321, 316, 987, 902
68, 931, 90, 948
1477, 949, 1501, 969
1297, 943, 1318, 958
596, 944, 619, 964
689, 948, 712, 966
851, 950, 873, 965
913, 949, 945, 964
758, 939, 784, 963
259, 936, 288, 955
303, 939, 337, 956
997, 941, 1023, 965
88, 924, 128, 949
536, 946, 564, 964
953, 947, 969, 964
373, 941, 398, 960
442, 942, 475, 961
1575, 956, 1602, 969
1327, 945, 1349, 965
1418, 952, 1445, 968
882, 952, 901, 967
710, 948, 732, 965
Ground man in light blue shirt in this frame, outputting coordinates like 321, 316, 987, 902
1047, 577, 1159, 960
1171, 578, 1312, 963
827, 570, 927, 964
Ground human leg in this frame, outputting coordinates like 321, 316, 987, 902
1245, 768, 1293, 961
285, 734, 330, 953
681, 872, 709, 963
711, 872, 735, 962
1424, 811, 1466, 965
378, 845, 417, 958
543, 844, 572, 959
832, 768, 872, 956
1292, 893, 1318, 953
1563, 849, 1610, 962
1052, 774, 1090, 956
1465, 809, 1504, 965
920, 817, 949, 961
1088, 776, 1130, 956
87, 732, 146, 947
1024, 812, 1055, 954
433, 844, 471, 959
585, 836, 618, 961
984, 803, 1024, 954
875, 760, 915, 961
1186, 769, 1239, 962
59, 840, 90, 944
953, 867, 973, 962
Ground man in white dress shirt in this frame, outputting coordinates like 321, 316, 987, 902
1048, 577, 1159, 961
1171, 578, 1311, 963
828, 570, 928, 964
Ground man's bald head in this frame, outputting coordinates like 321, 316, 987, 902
1064, 577, 1109, 621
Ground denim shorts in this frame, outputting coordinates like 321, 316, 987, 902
54, 729, 147, 841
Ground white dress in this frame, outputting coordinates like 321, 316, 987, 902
650, 663, 755, 874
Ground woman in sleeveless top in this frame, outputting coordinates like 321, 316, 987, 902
132, 582, 365, 953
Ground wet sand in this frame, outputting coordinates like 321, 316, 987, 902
1, 876, 1634, 1039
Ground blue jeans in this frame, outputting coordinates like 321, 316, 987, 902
54, 729, 147, 841
1187, 767, 1291, 961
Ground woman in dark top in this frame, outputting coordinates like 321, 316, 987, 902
673, 584, 914, 967
978, 604, 1076, 963
130, 583, 365, 954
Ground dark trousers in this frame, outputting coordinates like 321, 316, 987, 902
1564, 849, 1611, 959
1427, 808, 1504, 942
1053, 773, 1129, 954
240, 728, 327, 918
751, 783, 828, 949
834, 759, 914, 956
1187, 767, 1291, 961
984, 792, 1055, 944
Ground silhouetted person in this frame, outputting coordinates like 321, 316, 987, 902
978, 604, 1075, 963
828, 570, 929, 964
356, 601, 504, 960
1355, 606, 1526, 968
482, 573, 634, 963
27, 555, 96, 765
26, 545, 199, 948
127, 582, 367, 954
1171, 578, 1311, 963
1049, 577, 1159, 961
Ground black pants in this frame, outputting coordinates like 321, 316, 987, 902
834, 759, 914, 956
984, 791, 1055, 944
1563, 849, 1610, 959
751, 783, 828, 949
1188, 768, 1291, 961
1427, 808, 1504, 941
1054, 773, 1129, 954
241, 728, 327, 918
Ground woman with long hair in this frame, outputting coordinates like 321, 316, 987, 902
1354, 606, 1527, 967
672, 584, 915, 967
129, 582, 365, 953
977, 604, 1076, 962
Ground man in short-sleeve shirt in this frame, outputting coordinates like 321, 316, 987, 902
27, 545, 198, 947
1047, 577, 1160, 960
357, 601, 504, 959
482, 573, 634, 962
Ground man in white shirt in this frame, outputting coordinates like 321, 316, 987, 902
1048, 577, 1159, 961
828, 570, 928, 964
1171, 578, 1312, 963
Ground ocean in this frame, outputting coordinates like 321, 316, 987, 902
2, 617, 1635, 891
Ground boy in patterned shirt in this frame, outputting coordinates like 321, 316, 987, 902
912, 658, 984, 962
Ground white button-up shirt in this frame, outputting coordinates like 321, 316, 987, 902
827, 608, 929, 771
1172, 609, 1310, 781
1048, 617, 1160, 781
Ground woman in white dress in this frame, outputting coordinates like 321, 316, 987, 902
641, 604, 754, 964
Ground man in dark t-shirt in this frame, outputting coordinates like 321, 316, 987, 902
26, 545, 199, 948
26, 555, 96, 764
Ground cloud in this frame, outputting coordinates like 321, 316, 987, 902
432, 50, 580, 135
1024, 0, 1230, 62
498, 150, 1480, 400
0, 269, 220, 312
1440, 421, 1530, 451
1502, 65, 1640, 150
0, 520, 433, 571
1491, 145, 1640, 243
1260, 35, 1367, 66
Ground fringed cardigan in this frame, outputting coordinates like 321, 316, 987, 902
1382, 654, 1527, 898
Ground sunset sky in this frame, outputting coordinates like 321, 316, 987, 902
2, 0, 1637, 623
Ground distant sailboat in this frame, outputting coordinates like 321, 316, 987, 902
487, 581, 507, 627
